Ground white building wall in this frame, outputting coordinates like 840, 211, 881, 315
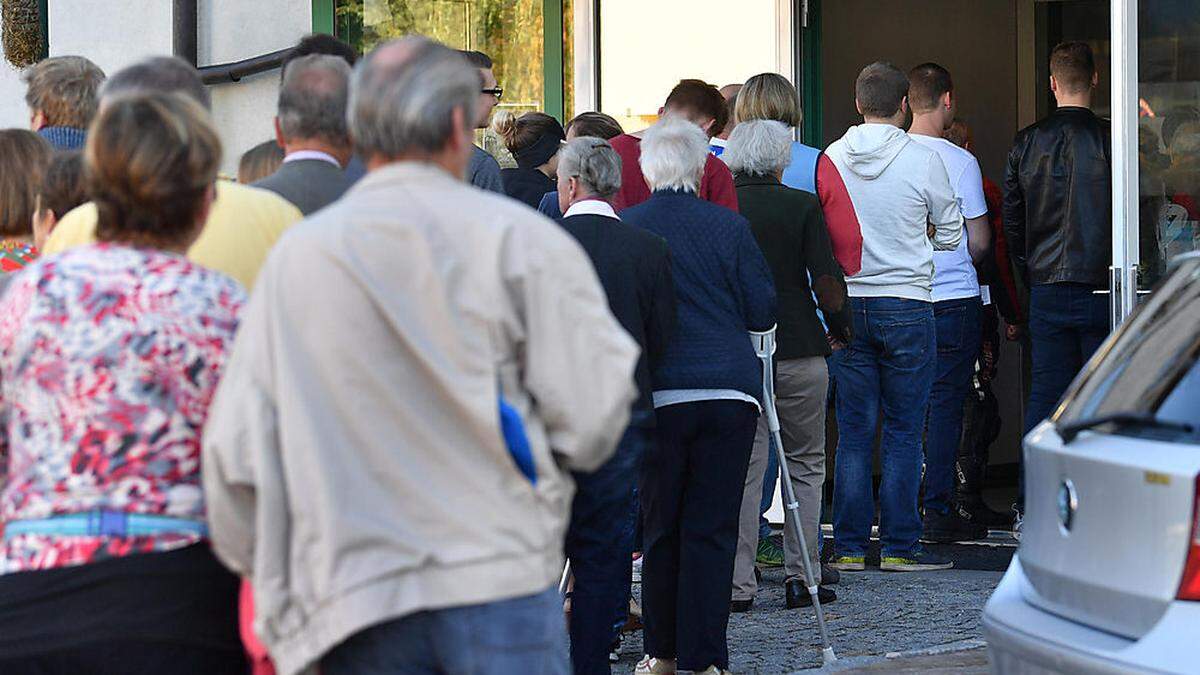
0, 0, 310, 174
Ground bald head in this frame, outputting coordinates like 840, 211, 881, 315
278, 54, 351, 146
349, 36, 480, 162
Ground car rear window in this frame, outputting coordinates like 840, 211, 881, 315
1057, 256, 1200, 440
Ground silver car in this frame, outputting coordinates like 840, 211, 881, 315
983, 255, 1200, 674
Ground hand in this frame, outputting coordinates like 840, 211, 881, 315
827, 333, 848, 352
1005, 323, 1024, 341
979, 341, 998, 383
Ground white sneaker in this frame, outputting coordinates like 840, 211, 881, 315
692, 667, 733, 675
635, 655, 677, 674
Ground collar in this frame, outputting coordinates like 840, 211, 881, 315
564, 199, 619, 220
284, 150, 342, 167
37, 126, 87, 151
733, 172, 782, 188
351, 161, 461, 195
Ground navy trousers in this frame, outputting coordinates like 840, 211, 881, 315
641, 400, 757, 672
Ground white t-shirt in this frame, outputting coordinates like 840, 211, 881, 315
909, 134, 987, 302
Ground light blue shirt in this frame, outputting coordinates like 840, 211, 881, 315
781, 141, 821, 194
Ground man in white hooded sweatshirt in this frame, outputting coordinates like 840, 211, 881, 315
820, 61, 962, 574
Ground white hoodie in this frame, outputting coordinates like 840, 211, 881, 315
825, 123, 962, 302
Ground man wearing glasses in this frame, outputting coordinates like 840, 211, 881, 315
460, 50, 506, 193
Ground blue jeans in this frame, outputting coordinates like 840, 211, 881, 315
319, 586, 569, 675
832, 297, 936, 558
923, 297, 982, 515
758, 439, 780, 540
566, 421, 650, 675
1025, 284, 1109, 434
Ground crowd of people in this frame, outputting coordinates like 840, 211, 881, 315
0, 27, 1112, 675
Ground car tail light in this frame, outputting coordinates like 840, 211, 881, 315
1180, 474, 1200, 601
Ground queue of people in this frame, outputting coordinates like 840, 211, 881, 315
0, 28, 1110, 675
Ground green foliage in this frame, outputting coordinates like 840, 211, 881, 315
2, 0, 44, 68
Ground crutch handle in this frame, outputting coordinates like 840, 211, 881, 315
749, 325, 778, 359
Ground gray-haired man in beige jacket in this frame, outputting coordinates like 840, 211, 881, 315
202, 37, 639, 675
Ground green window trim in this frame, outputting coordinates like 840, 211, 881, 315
313, 0, 335, 34
542, 0, 564, 123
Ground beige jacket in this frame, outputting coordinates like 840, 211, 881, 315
201, 162, 638, 675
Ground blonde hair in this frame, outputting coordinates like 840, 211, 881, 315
0, 130, 52, 238
238, 140, 284, 184
23, 56, 106, 128
736, 73, 802, 128
87, 92, 221, 248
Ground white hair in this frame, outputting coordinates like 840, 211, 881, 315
639, 115, 709, 193
559, 136, 622, 198
723, 119, 793, 177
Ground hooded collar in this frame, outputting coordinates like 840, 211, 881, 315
837, 123, 910, 180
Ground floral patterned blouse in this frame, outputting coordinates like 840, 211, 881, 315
0, 244, 245, 573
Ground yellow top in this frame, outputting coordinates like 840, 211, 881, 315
43, 180, 303, 289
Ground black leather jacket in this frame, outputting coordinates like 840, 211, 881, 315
1003, 107, 1112, 288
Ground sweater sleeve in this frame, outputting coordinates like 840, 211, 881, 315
815, 154, 863, 276
644, 241, 678, 369
734, 218, 777, 332
802, 204, 852, 342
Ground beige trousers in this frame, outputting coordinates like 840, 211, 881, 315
731, 356, 828, 601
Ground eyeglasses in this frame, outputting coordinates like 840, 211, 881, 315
482, 87, 503, 100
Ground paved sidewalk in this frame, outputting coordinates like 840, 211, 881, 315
614, 560, 1005, 673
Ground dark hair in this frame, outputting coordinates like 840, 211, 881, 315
38, 151, 87, 220
663, 79, 728, 138
458, 50, 493, 70
0, 130, 52, 237
944, 118, 972, 149
907, 62, 953, 114
102, 56, 211, 111
88, 92, 221, 249
1050, 42, 1096, 95
855, 61, 909, 118
492, 111, 566, 168
283, 33, 357, 78
565, 111, 623, 140
238, 140, 285, 184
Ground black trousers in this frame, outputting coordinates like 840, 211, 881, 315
641, 400, 757, 671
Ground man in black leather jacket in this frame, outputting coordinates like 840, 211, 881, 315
1003, 42, 1112, 508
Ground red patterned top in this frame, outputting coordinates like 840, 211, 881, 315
0, 240, 38, 274
0, 244, 245, 573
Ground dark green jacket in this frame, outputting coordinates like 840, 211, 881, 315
734, 172, 851, 359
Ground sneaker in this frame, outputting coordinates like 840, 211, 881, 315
821, 563, 840, 585
785, 577, 837, 608
609, 636, 622, 663
922, 508, 988, 543
693, 668, 734, 675
635, 655, 676, 674
880, 549, 954, 572
829, 555, 866, 571
755, 537, 784, 567
730, 598, 753, 613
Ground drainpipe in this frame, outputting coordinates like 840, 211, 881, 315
172, 0, 198, 67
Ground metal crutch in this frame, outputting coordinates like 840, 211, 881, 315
750, 326, 838, 665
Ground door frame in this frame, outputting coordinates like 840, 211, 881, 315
1110, 0, 1139, 326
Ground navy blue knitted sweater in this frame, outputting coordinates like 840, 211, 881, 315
621, 189, 776, 403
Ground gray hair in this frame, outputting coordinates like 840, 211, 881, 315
559, 137, 622, 199
23, 56, 106, 127
349, 36, 480, 160
723, 119, 792, 177
278, 54, 352, 144
100, 56, 211, 111
639, 115, 709, 193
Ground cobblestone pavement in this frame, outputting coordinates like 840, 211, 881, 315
612, 540, 1012, 674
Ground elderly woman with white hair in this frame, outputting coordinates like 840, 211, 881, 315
724, 120, 851, 615
621, 116, 776, 675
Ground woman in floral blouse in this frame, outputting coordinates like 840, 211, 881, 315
0, 130, 52, 287
0, 93, 247, 673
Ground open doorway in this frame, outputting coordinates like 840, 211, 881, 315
810, 0, 1110, 521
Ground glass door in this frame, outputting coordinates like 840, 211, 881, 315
1112, 0, 1200, 323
